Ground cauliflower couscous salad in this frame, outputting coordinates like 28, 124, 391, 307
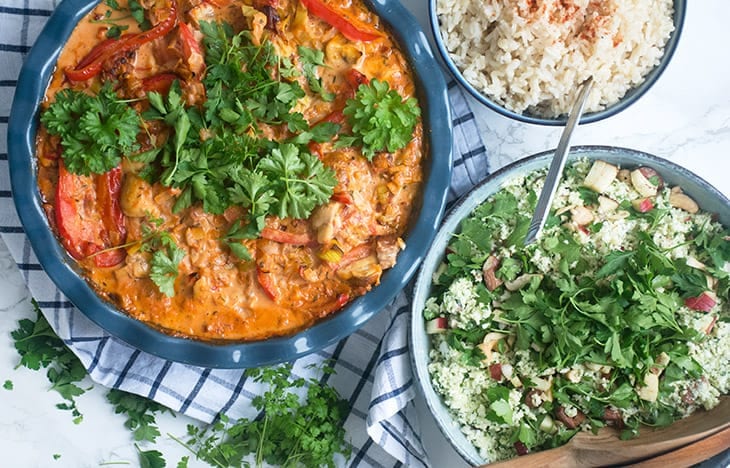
422, 158, 729, 461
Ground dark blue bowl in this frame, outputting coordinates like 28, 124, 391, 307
429, 0, 686, 126
7, 0, 453, 368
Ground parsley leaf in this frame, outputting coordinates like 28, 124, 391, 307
257, 143, 337, 219
339, 79, 420, 160
149, 236, 185, 297
107, 389, 173, 442
298, 46, 335, 101
137, 444, 167, 468
41, 82, 141, 175
177, 363, 350, 467
11, 302, 88, 423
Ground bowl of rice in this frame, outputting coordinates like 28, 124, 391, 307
430, 0, 687, 125
411, 146, 729, 464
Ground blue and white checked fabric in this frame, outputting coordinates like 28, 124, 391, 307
0, 2, 490, 466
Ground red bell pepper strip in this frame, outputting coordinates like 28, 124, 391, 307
65, 0, 179, 82
299, 0, 381, 42
142, 73, 179, 94
55, 161, 127, 266
256, 265, 277, 301
94, 165, 127, 267
260, 226, 315, 246
55, 160, 95, 260
345, 68, 369, 89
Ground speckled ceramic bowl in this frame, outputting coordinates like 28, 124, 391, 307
411, 146, 729, 465
429, 1, 687, 126
7, 0, 453, 368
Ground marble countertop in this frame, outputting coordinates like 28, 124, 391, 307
1, 1, 729, 467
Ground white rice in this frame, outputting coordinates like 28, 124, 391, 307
436, 0, 675, 117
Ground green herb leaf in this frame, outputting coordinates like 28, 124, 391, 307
339, 79, 420, 160
41, 82, 141, 175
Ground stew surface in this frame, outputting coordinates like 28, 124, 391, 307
36, 0, 424, 341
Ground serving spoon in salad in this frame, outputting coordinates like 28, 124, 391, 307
482, 396, 729, 467
524, 77, 594, 245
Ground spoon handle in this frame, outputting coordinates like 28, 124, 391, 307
524, 77, 594, 245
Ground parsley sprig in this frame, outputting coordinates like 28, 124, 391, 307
141, 26, 338, 232
41, 82, 141, 175
338, 79, 421, 160
177, 364, 351, 468
11, 302, 89, 424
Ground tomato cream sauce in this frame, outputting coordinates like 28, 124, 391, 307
36, 0, 423, 341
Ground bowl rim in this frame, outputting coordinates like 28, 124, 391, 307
410, 145, 730, 465
428, 0, 687, 126
7, 0, 454, 368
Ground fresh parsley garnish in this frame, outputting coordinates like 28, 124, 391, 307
108, 389, 174, 443
177, 363, 351, 467
147, 234, 185, 298
338, 78, 420, 160
41, 82, 141, 175
3, 379, 13, 390
298, 46, 335, 101
11, 302, 88, 424
136, 444, 167, 468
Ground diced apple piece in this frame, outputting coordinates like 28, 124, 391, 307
684, 291, 717, 312
482, 255, 503, 291
514, 441, 529, 456
631, 197, 654, 213
425, 317, 448, 334
637, 372, 659, 402
539, 415, 557, 434
583, 160, 618, 193
685, 255, 707, 270
571, 205, 594, 226
489, 363, 503, 380
631, 167, 661, 197
478, 332, 507, 363
597, 195, 619, 213
669, 187, 699, 213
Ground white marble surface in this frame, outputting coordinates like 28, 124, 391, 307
1, 1, 729, 467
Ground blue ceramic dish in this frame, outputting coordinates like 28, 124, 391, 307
411, 146, 729, 465
7, 0, 453, 368
429, 1, 687, 126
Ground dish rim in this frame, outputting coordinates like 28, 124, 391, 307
410, 145, 730, 465
7, 0, 454, 368
428, 0, 687, 126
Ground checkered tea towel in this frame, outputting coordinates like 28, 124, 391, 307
0, 1, 490, 465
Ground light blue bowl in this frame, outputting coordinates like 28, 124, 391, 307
429, 1, 687, 126
411, 146, 729, 465
7, 0, 453, 368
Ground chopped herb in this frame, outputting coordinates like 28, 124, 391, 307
107, 389, 174, 443
338, 78, 420, 160
136, 444, 167, 468
40, 82, 141, 175
298, 46, 335, 101
177, 363, 350, 467
11, 302, 88, 424
3, 379, 13, 390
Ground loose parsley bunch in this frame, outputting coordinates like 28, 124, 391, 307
40, 82, 141, 175
178, 364, 351, 468
339, 79, 421, 160
11, 302, 89, 424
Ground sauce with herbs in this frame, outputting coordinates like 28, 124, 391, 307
36, 0, 423, 341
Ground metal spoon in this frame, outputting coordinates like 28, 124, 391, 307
523, 77, 594, 245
